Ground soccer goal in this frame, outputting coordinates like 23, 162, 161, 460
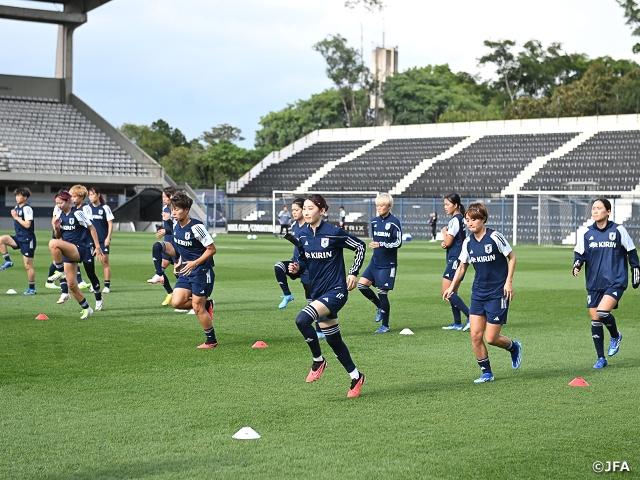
513, 190, 640, 246
271, 190, 379, 235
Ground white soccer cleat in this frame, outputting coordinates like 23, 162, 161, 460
147, 274, 164, 284
78, 281, 91, 290
102, 287, 110, 294
48, 270, 66, 282
80, 307, 94, 319
57, 293, 70, 304
45, 282, 60, 290
95, 299, 104, 311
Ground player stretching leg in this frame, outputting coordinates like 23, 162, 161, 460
148, 187, 178, 306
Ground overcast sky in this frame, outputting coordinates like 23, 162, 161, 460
0, 0, 637, 147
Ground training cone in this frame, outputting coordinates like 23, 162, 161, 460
569, 377, 589, 387
399, 328, 414, 335
232, 426, 261, 440
6, 289, 17, 295
35, 314, 49, 321
252, 341, 268, 348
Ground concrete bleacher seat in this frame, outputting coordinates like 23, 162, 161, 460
0, 96, 151, 177
524, 131, 640, 191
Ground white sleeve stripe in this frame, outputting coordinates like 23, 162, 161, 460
192, 224, 213, 246
104, 205, 115, 221
74, 209, 92, 228
618, 225, 636, 251
23, 206, 34, 221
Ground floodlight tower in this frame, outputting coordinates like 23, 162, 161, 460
0, 0, 111, 102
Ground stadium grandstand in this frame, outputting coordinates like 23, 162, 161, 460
0, 0, 205, 232
227, 114, 640, 244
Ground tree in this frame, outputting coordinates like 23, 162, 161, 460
313, 34, 370, 126
478, 40, 522, 104
120, 119, 190, 160
617, 0, 640, 53
344, 0, 384, 11
201, 124, 244, 147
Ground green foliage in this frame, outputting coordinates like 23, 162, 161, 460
617, 0, 640, 53
344, 0, 384, 11
2, 233, 640, 479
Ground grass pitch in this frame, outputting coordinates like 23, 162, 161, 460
0, 232, 638, 479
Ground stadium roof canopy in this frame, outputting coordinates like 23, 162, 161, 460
0, 0, 111, 25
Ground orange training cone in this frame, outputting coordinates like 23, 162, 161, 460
569, 377, 589, 387
35, 314, 49, 321
252, 341, 268, 348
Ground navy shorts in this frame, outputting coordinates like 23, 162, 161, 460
587, 288, 624, 308
315, 287, 348, 319
362, 263, 397, 290
470, 296, 509, 324
99, 242, 110, 255
10, 235, 36, 258
174, 268, 214, 298
63, 244, 94, 264
443, 260, 464, 281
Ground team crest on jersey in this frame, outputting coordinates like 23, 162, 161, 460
385, 223, 390, 230
185, 232, 191, 240
484, 244, 492, 254
609, 232, 616, 241
99, 209, 103, 215
321, 238, 329, 248
69, 218, 74, 225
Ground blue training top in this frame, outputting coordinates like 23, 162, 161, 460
58, 206, 94, 246
370, 213, 402, 268
446, 213, 466, 265
459, 228, 512, 301
163, 205, 173, 242
172, 218, 214, 274
296, 220, 366, 299
574, 220, 639, 291
290, 219, 310, 285
13, 204, 35, 243
88, 204, 114, 243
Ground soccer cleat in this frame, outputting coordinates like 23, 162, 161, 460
0, 260, 14, 270
375, 307, 383, 322
45, 282, 60, 290
306, 359, 327, 382
474, 373, 495, 383
510, 341, 522, 369
608, 332, 622, 357
375, 325, 390, 333
95, 299, 104, 311
197, 342, 218, 349
593, 357, 608, 369
147, 274, 164, 284
442, 323, 463, 331
161, 294, 173, 306
462, 320, 470, 332
316, 331, 326, 339
347, 373, 366, 398
78, 281, 91, 290
48, 270, 66, 282
278, 294, 295, 309
57, 293, 70, 304
80, 307, 94, 320
102, 287, 110, 294
23, 288, 37, 295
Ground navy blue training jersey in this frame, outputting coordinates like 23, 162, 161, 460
574, 221, 639, 291
459, 228, 512, 301
13, 204, 35, 243
88, 204, 114, 242
172, 218, 214, 273
446, 213, 465, 264
296, 221, 366, 299
163, 205, 173, 241
290, 219, 310, 284
59, 206, 93, 246
370, 213, 402, 268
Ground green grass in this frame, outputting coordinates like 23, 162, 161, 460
1, 232, 639, 479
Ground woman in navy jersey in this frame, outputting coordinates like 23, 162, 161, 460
288, 194, 367, 398
573, 198, 640, 369
148, 187, 179, 307
441, 193, 470, 331
48, 187, 103, 319
88, 187, 114, 293
443, 203, 521, 383
169, 192, 217, 348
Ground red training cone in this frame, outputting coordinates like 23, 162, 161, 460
568, 377, 589, 387
35, 314, 49, 321
252, 341, 268, 348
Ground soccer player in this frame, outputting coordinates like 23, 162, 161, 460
88, 187, 114, 293
169, 192, 217, 348
441, 193, 470, 331
274, 198, 305, 309
443, 202, 521, 383
429, 212, 438, 241
277, 205, 291, 237
357, 193, 402, 333
339, 205, 346, 228
288, 194, 367, 397
148, 187, 178, 307
48, 188, 104, 319
0, 187, 37, 295
573, 198, 640, 369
